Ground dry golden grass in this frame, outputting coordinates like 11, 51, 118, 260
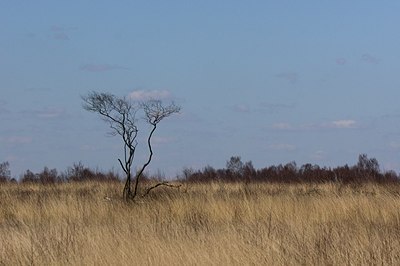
1, 181, 400, 265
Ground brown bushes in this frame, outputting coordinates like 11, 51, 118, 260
19, 163, 120, 184
183, 154, 398, 184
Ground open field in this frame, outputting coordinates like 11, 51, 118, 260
1, 181, 400, 265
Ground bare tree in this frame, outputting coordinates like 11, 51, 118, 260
226, 156, 244, 175
82, 92, 180, 200
132, 100, 181, 198
0, 161, 11, 182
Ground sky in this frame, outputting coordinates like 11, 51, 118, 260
1, 1, 400, 178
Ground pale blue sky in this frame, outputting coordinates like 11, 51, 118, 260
1, 1, 400, 177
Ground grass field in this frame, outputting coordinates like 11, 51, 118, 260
1, 181, 400, 265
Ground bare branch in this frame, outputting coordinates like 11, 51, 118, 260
143, 182, 182, 196
142, 100, 181, 125
82, 91, 139, 142
118, 159, 128, 174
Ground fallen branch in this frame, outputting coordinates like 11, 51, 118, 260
143, 182, 182, 196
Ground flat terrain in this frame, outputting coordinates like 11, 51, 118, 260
1, 181, 400, 265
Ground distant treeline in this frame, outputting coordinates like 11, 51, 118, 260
0, 154, 398, 184
0, 162, 120, 184
182, 154, 398, 184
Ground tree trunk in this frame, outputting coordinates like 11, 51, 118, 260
123, 172, 132, 200
132, 124, 157, 199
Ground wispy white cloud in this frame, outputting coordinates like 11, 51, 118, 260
80, 144, 119, 152
329, 120, 357, 129
80, 144, 99, 151
259, 102, 295, 114
384, 162, 400, 172
303, 120, 358, 130
50, 25, 77, 41
128, 90, 172, 101
275, 72, 298, 84
152, 137, 175, 147
267, 143, 296, 151
232, 102, 294, 114
53, 32, 69, 40
21, 107, 67, 119
0, 108, 8, 115
232, 104, 250, 113
362, 53, 380, 65
0, 136, 33, 144
272, 119, 358, 131
310, 151, 326, 160
5, 155, 19, 163
336, 58, 347, 65
36, 108, 66, 119
170, 111, 202, 123
272, 122, 293, 130
153, 136, 173, 144
26, 32, 36, 39
389, 141, 400, 150
0, 100, 9, 114
25, 87, 52, 93
80, 64, 129, 72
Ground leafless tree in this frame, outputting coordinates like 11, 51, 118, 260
82, 92, 180, 200
0, 161, 11, 182
226, 156, 244, 175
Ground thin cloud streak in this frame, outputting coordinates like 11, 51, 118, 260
0, 100, 9, 114
25, 87, 53, 93
330, 120, 357, 129
272, 123, 293, 130
259, 102, 295, 114
275, 72, 298, 84
272, 119, 358, 131
267, 143, 296, 151
152, 137, 175, 147
232, 102, 295, 115
362, 53, 380, 65
389, 141, 400, 150
53, 32, 69, 40
310, 150, 326, 160
21, 107, 67, 119
336, 58, 347, 65
232, 104, 251, 113
0, 107, 8, 114
80, 64, 129, 72
0, 136, 33, 144
50, 25, 77, 41
128, 90, 172, 101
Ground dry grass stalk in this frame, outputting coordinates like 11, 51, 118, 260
1, 181, 400, 265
